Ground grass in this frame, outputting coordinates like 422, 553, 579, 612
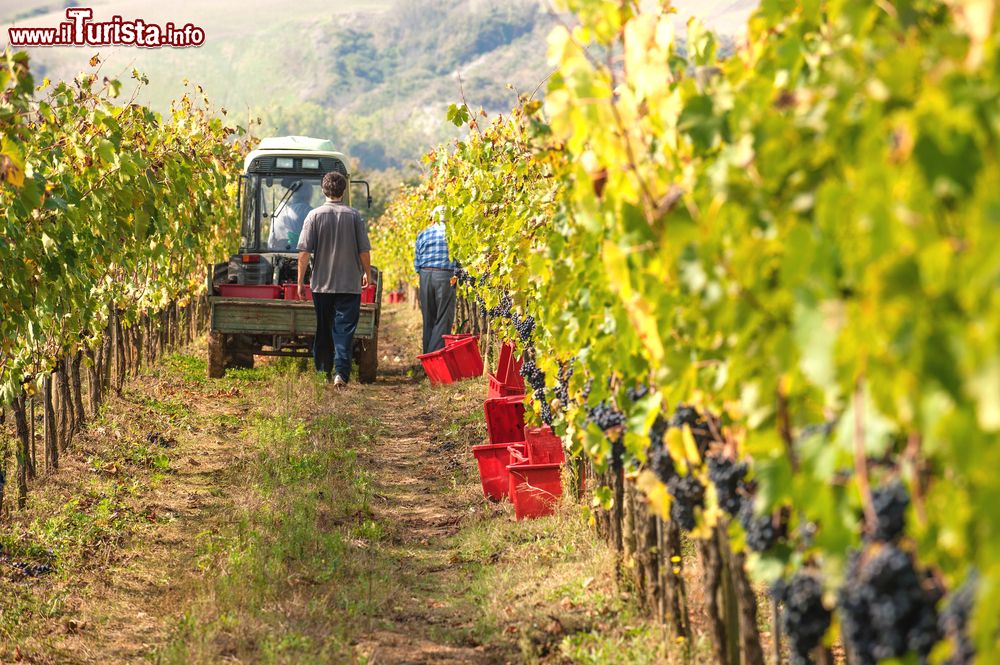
159, 352, 210, 385
452, 505, 669, 664
0, 455, 153, 650
153, 379, 385, 664
152, 346, 664, 665
0, 346, 231, 654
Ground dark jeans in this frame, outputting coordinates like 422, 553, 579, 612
419, 269, 456, 353
312, 292, 361, 380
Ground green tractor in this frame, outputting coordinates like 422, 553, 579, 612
207, 136, 381, 381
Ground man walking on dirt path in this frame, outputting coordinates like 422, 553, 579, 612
297, 171, 372, 386
414, 205, 456, 353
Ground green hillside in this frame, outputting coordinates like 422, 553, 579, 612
262, 0, 553, 170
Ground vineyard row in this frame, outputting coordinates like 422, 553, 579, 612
371, 1, 999, 663
0, 51, 244, 512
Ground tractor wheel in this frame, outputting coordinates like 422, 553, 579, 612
227, 335, 256, 370
356, 336, 378, 384
207, 332, 226, 379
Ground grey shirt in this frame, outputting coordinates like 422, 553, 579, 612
297, 201, 371, 294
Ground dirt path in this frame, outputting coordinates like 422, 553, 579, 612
3, 304, 660, 665
347, 310, 500, 664
54, 408, 247, 662
1, 304, 504, 664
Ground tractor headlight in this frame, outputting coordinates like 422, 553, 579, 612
302, 158, 320, 169
276, 157, 294, 169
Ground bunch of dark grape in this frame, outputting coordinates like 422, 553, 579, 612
669, 404, 713, 455
708, 456, 748, 517
454, 267, 477, 287
11, 561, 54, 577
554, 361, 574, 406
649, 413, 668, 446
534, 388, 553, 425
838, 545, 942, 665
938, 570, 978, 665
512, 313, 535, 342
487, 293, 513, 319
869, 480, 909, 543
588, 402, 625, 432
667, 474, 705, 531
581, 377, 594, 402
740, 496, 782, 552
670, 404, 702, 429
626, 384, 649, 402
519, 354, 546, 392
648, 446, 676, 484
646, 414, 676, 483
779, 572, 833, 665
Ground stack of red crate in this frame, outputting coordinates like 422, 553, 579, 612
507, 424, 564, 520
470, 342, 566, 519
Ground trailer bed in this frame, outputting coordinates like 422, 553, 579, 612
209, 298, 378, 339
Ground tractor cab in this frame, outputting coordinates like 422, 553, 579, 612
219, 136, 371, 289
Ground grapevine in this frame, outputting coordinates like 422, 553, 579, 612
369, 0, 1000, 659
0, 51, 246, 506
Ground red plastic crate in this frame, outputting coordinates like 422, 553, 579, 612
507, 462, 563, 520
281, 284, 312, 301
443, 333, 479, 348
361, 284, 377, 304
495, 341, 524, 391
524, 425, 565, 465
471, 442, 525, 501
488, 372, 525, 399
417, 348, 460, 385
483, 394, 527, 445
445, 337, 484, 379
218, 284, 283, 299
509, 445, 529, 465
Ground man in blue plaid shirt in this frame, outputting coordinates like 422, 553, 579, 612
414, 206, 456, 353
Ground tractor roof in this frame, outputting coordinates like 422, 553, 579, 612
243, 136, 350, 173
